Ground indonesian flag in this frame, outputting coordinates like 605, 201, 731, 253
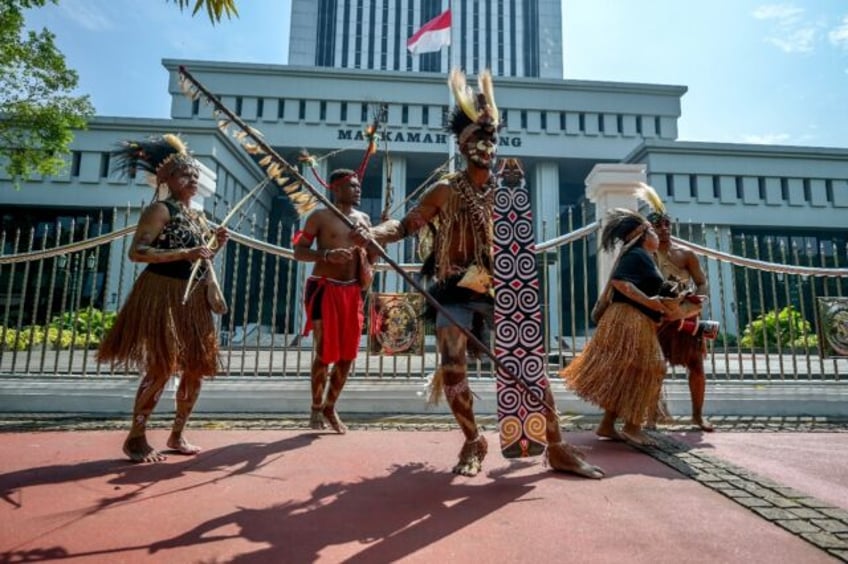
406, 9, 451, 55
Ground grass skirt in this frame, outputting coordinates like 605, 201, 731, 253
98, 271, 219, 379
657, 322, 706, 367
560, 302, 666, 424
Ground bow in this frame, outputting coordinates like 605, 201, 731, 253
181, 178, 269, 306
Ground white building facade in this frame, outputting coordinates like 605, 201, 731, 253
289, 0, 563, 78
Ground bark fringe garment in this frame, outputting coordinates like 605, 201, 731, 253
97, 271, 219, 379
560, 302, 666, 424
657, 323, 706, 367
431, 172, 495, 282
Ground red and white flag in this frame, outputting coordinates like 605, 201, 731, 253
406, 9, 451, 55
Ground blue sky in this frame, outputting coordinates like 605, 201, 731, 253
24, 0, 848, 148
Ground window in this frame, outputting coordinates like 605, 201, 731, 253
257, 98, 264, 118
340, 101, 348, 121
299, 100, 306, 120
320, 101, 327, 121
191, 98, 200, 116
361, 103, 368, 122
71, 152, 81, 177
422, 105, 429, 126
278, 99, 285, 119
99, 153, 110, 178
235, 96, 243, 116
402, 105, 408, 124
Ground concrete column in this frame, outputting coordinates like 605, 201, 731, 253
585, 164, 647, 288
533, 161, 561, 341
703, 225, 738, 337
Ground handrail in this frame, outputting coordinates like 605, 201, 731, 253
2, 221, 848, 278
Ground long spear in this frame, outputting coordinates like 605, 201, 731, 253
177, 65, 555, 414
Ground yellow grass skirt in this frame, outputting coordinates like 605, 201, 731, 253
98, 270, 219, 379
560, 302, 666, 424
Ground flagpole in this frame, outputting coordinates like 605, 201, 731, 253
447, 0, 456, 173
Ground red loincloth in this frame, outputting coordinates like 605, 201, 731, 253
303, 277, 364, 364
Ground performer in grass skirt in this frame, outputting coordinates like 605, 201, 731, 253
98, 134, 228, 463
561, 208, 681, 446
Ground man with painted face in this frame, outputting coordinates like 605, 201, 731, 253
294, 169, 376, 434
360, 70, 603, 479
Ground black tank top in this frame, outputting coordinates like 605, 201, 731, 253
145, 200, 210, 280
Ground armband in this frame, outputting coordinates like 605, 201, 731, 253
292, 229, 315, 246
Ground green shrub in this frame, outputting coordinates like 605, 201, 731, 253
740, 306, 818, 349
0, 308, 114, 351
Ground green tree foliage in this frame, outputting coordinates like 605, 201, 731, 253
740, 306, 818, 349
0, 0, 95, 187
170, 0, 239, 24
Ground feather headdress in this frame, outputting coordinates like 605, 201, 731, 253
634, 182, 666, 217
447, 68, 500, 144
112, 134, 198, 200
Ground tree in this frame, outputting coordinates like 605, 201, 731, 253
170, 0, 239, 24
0, 0, 94, 187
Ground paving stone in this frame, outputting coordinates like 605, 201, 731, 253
761, 495, 802, 509
772, 487, 808, 499
752, 507, 801, 520
736, 497, 775, 509
775, 519, 822, 534
719, 488, 754, 499
820, 509, 848, 522
812, 520, 848, 534
801, 532, 848, 550
788, 507, 828, 520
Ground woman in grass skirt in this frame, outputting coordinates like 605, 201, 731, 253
98, 134, 228, 463
561, 208, 680, 446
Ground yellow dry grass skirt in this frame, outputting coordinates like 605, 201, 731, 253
560, 302, 666, 424
98, 271, 219, 379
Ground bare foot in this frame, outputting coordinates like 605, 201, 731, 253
309, 408, 326, 430
596, 425, 624, 441
547, 442, 604, 479
692, 416, 715, 432
123, 435, 166, 463
452, 436, 488, 477
322, 406, 348, 434
166, 434, 201, 455
620, 427, 657, 447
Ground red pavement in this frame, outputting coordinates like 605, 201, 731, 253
0, 428, 840, 563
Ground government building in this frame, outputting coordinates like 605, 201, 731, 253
2, 0, 846, 339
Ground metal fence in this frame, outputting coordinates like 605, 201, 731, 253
1, 210, 846, 380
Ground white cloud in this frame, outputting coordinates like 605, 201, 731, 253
741, 133, 792, 145
59, 0, 115, 32
829, 16, 848, 50
766, 26, 818, 53
753, 4, 820, 53
752, 4, 804, 21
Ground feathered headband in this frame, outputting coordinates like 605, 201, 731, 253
112, 134, 198, 200
448, 68, 500, 144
